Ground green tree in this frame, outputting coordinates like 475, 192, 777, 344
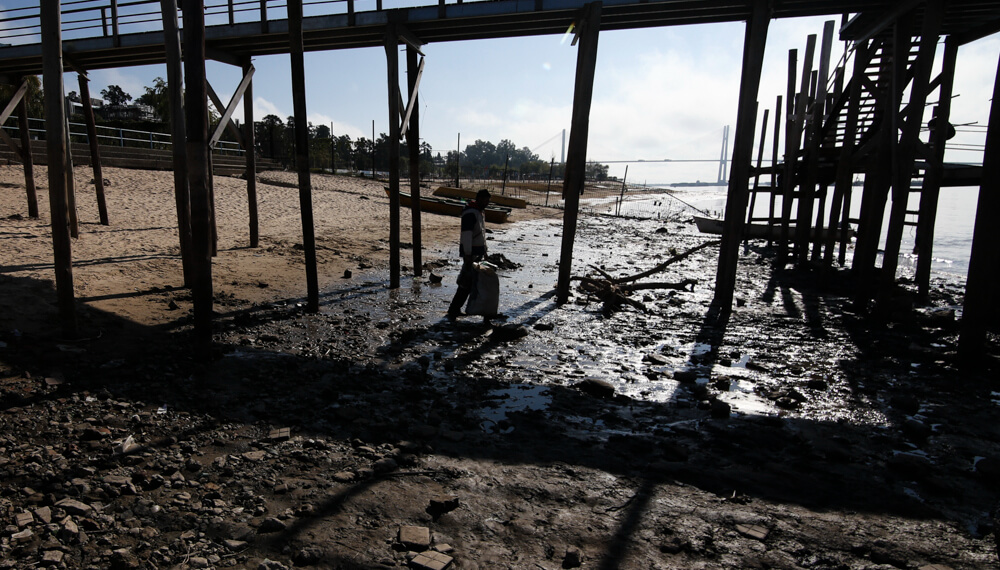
101, 84, 132, 107
0, 75, 44, 118
136, 77, 170, 122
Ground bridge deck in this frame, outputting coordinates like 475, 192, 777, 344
2, 0, 998, 81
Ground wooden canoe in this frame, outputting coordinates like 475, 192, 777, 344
432, 186, 528, 209
385, 188, 510, 224
694, 216, 853, 241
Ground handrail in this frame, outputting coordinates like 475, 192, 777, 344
0, 0, 495, 46
0, 116, 243, 154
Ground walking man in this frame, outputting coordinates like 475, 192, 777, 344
447, 189, 491, 320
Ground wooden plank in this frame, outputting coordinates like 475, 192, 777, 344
767, 94, 781, 244
41, 0, 77, 337
209, 66, 254, 148
744, 106, 767, 237
406, 45, 423, 277
386, 23, 402, 289
78, 73, 109, 226
797, 20, 834, 262
557, 1, 601, 304
289, 0, 320, 311
161, 0, 193, 287
206, 80, 246, 149
714, 0, 771, 310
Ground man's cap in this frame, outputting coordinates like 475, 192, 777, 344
476, 189, 491, 200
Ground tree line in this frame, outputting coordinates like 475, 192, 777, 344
1, 77, 612, 181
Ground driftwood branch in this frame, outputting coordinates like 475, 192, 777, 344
605, 239, 720, 285
571, 240, 717, 315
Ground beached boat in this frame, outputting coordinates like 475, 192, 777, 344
694, 216, 853, 241
432, 186, 528, 209
385, 188, 511, 224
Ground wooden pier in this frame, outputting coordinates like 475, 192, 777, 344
2, 0, 999, 359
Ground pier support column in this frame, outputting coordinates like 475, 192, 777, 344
243, 57, 259, 248
557, 1, 601, 304
289, 0, 320, 311
16, 81, 37, 219
713, 0, 771, 311
385, 23, 401, 289
915, 35, 958, 299
78, 73, 109, 226
959, 50, 1000, 362
161, 0, 193, 287
181, 0, 215, 353
40, 0, 77, 337
406, 45, 423, 277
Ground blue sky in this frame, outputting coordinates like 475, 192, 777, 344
5, 3, 999, 184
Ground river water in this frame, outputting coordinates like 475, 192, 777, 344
642, 183, 980, 280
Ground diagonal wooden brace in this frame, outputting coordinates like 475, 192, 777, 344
0, 78, 29, 161
207, 65, 254, 149
399, 56, 424, 139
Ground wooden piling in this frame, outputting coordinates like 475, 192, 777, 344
556, 1, 602, 304
40, 0, 77, 337
288, 0, 320, 311
876, 5, 940, 312
406, 45, 423, 277
78, 73, 109, 226
181, 0, 215, 352
959, 48, 1000, 360
16, 86, 37, 218
797, 21, 834, 263
713, 0, 771, 311
64, 116, 79, 239
243, 58, 259, 248
385, 23, 401, 289
161, 0, 193, 287
915, 33, 957, 298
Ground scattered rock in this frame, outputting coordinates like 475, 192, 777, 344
575, 378, 615, 399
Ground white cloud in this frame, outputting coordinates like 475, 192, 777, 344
254, 97, 286, 120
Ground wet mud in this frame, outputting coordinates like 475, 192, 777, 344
2, 215, 999, 569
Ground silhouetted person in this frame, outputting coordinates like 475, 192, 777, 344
447, 189, 491, 320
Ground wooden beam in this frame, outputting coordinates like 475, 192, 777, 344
400, 55, 424, 139
206, 79, 247, 149
713, 0, 771, 311
181, 0, 215, 355
386, 23, 402, 289
0, 79, 28, 162
953, 16, 1000, 47
206, 46, 242, 67
161, 0, 194, 287
243, 58, 259, 248
840, 0, 921, 44
397, 24, 426, 55
41, 0, 77, 337
798, 20, 835, 263
78, 73, 109, 226
556, 1, 602, 304
406, 45, 423, 277
959, 47, 1000, 360
17, 86, 37, 218
289, 0, 320, 311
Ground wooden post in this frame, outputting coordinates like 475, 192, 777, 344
713, 0, 771, 311
915, 35, 957, 298
767, 94, 781, 243
385, 24, 402, 289
406, 45, 423, 277
64, 116, 79, 238
745, 107, 768, 234
824, 40, 869, 266
161, 0, 193, 287
877, 6, 940, 311
959, 49, 1000, 360
804, 21, 835, 261
181, 0, 215, 353
556, 1, 602, 304
289, 0, 320, 311
40, 0, 77, 337
78, 73, 109, 226
244, 58, 259, 248
16, 87, 37, 218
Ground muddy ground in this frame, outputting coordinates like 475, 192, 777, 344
2, 205, 999, 569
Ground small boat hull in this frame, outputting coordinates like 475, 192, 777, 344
386, 188, 510, 223
432, 186, 528, 209
694, 216, 852, 241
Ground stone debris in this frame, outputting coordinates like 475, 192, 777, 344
410, 549, 453, 570
735, 523, 770, 541
398, 525, 432, 550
